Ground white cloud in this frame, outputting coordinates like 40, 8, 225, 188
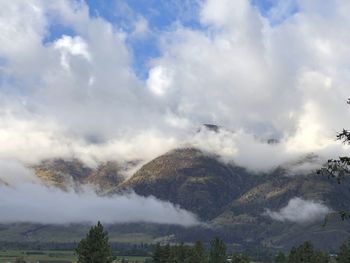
191, 127, 344, 173
0, 0, 45, 57
0, 184, 199, 225
0, 159, 38, 185
54, 35, 91, 70
0, 114, 179, 167
0, 161, 198, 225
1, 0, 350, 171
265, 197, 331, 224
132, 16, 150, 38
147, 66, 173, 96
267, 0, 298, 24
54, 35, 90, 59
143, 0, 350, 170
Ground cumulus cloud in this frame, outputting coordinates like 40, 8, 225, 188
147, 66, 173, 96
0, 0, 349, 170
143, 0, 350, 171
152, 0, 350, 139
54, 35, 91, 70
265, 197, 331, 224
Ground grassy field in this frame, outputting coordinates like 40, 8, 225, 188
0, 250, 150, 263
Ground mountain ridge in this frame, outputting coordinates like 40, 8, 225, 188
4, 146, 350, 250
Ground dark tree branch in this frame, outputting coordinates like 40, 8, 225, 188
337, 129, 350, 144
318, 98, 350, 222
317, 98, 350, 182
317, 157, 350, 183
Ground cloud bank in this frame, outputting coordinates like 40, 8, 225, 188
0, 184, 199, 225
265, 197, 331, 224
0, 160, 198, 225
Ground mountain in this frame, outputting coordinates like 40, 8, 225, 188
119, 148, 254, 220
4, 147, 350, 251
33, 159, 125, 191
118, 148, 350, 249
211, 170, 350, 249
87, 161, 125, 191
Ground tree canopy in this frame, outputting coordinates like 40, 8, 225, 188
287, 241, 328, 263
317, 99, 350, 220
208, 237, 227, 263
76, 221, 113, 263
337, 242, 350, 263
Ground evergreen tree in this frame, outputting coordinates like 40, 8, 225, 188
312, 250, 329, 263
337, 242, 350, 263
275, 251, 287, 263
174, 242, 189, 263
189, 241, 207, 263
75, 221, 113, 263
288, 241, 329, 263
208, 238, 226, 263
287, 247, 298, 263
170, 244, 179, 263
153, 243, 163, 263
298, 241, 314, 262
163, 243, 171, 263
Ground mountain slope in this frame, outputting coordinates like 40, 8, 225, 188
117, 148, 350, 249
212, 170, 350, 250
33, 159, 125, 191
33, 159, 92, 190
87, 161, 125, 192
120, 148, 256, 220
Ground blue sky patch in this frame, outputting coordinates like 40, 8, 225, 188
79, 0, 298, 79
42, 23, 76, 45
84, 0, 203, 79
251, 0, 299, 25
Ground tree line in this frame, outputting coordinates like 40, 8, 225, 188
152, 238, 249, 263
73, 222, 350, 263
152, 240, 350, 263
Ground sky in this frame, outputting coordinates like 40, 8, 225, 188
0, 0, 350, 224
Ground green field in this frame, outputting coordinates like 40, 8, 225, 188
114, 256, 149, 262
0, 250, 75, 262
0, 250, 149, 263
